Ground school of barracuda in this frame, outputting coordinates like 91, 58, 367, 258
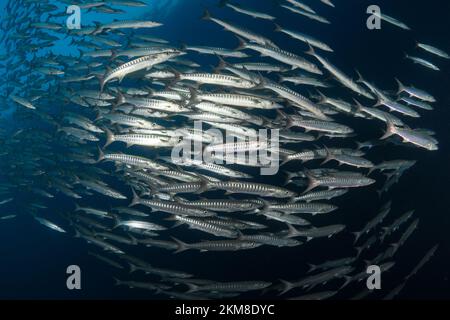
0, 0, 443, 299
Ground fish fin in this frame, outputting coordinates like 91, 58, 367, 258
355, 69, 364, 83
201, 9, 211, 20
394, 78, 405, 95
96, 145, 105, 163
286, 223, 299, 237
171, 237, 190, 253
315, 90, 327, 104
305, 42, 316, 56
352, 231, 362, 244
74, 203, 81, 212
129, 188, 141, 207
274, 23, 282, 32
235, 36, 247, 51
186, 283, 199, 293
187, 87, 199, 106
103, 128, 115, 148
113, 277, 123, 286
302, 169, 319, 194
307, 263, 317, 273
115, 89, 126, 106
380, 116, 396, 140
278, 279, 294, 296
214, 55, 228, 73
320, 145, 334, 165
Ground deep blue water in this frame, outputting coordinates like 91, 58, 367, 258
0, 0, 449, 299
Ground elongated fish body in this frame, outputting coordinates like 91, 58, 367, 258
282, 5, 330, 24
176, 72, 256, 89
405, 54, 440, 71
100, 20, 162, 32
400, 97, 433, 110
292, 189, 348, 202
275, 24, 333, 52
130, 192, 215, 217
286, 0, 316, 13
179, 199, 262, 212
262, 211, 311, 226
10, 95, 36, 109
172, 238, 263, 253
184, 45, 249, 58
208, 181, 296, 198
266, 202, 338, 215
304, 170, 375, 193
417, 43, 450, 59
323, 152, 374, 168
320, 0, 335, 7
119, 95, 190, 112
187, 280, 271, 293
379, 13, 411, 30
223, 2, 275, 20
100, 51, 182, 91
98, 152, 168, 171
278, 265, 352, 295
288, 117, 353, 135
306, 46, 374, 100
289, 291, 337, 300
242, 41, 322, 75
34, 217, 66, 233
405, 244, 439, 280
281, 76, 331, 88
395, 79, 436, 102
239, 234, 301, 247
382, 120, 438, 151
79, 180, 127, 199
378, 99, 420, 118
205, 140, 270, 154
171, 215, 238, 238
231, 62, 289, 72
262, 81, 329, 120
284, 148, 363, 163
104, 128, 179, 148
192, 91, 281, 110
102, 113, 163, 129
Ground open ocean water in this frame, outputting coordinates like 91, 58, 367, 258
0, 0, 449, 300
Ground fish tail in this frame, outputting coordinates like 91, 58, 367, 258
171, 236, 190, 254
234, 36, 248, 51
96, 145, 105, 163
302, 169, 319, 194
278, 279, 294, 296
217, 0, 228, 7
129, 188, 141, 207
186, 283, 199, 293
103, 128, 115, 148
201, 9, 211, 20
274, 23, 282, 33
394, 78, 405, 95
305, 42, 316, 56
380, 116, 396, 140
